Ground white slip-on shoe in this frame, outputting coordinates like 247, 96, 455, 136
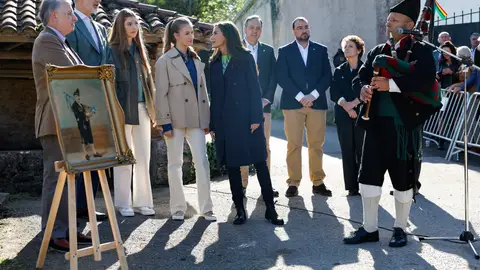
202, 211, 217, 222
172, 211, 185, 221
134, 206, 155, 216
117, 207, 134, 217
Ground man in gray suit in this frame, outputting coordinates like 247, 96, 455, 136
66, 0, 110, 221
33, 0, 91, 252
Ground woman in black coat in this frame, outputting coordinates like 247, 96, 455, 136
209, 21, 283, 226
330, 35, 366, 196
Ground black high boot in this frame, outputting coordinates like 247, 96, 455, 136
265, 204, 284, 226
233, 206, 247, 225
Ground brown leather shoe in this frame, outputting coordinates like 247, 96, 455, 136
49, 239, 69, 252
67, 232, 92, 245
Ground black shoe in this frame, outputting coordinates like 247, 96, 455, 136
242, 187, 246, 198
285, 186, 298, 197
389, 227, 408, 248
93, 153, 102, 158
273, 189, 279, 197
344, 227, 380, 244
77, 209, 108, 221
265, 206, 284, 226
85, 155, 90, 160
347, 190, 360, 196
233, 209, 246, 225
313, 184, 332, 197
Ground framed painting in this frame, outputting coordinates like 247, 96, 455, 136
46, 64, 135, 174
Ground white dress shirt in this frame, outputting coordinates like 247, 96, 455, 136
386, 37, 407, 93
246, 41, 259, 64
295, 40, 320, 102
75, 9, 99, 50
48, 26, 66, 42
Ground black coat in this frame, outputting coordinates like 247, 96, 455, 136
330, 61, 362, 121
276, 40, 332, 110
353, 38, 438, 130
209, 51, 267, 168
72, 102, 94, 144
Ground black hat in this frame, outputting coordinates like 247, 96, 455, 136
73, 89, 80, 96
390, 0, 420, 22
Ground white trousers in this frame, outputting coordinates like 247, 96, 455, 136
114, 104, 154, 208
165, 128, 213, 215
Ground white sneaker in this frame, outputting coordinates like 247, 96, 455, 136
134, 206, 155, 216
117, 207, 134, 217
172, 211, 185, 221
202, 211, 217, 222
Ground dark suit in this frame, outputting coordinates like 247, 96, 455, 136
276, 40, 332, 187
330, 62, 364, 191
209, 50, 274, 210
66, 11, 111, 214
71, 102, 94, 145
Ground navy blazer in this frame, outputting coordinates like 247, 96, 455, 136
276, 40, 332, 110
244, 41, 277, 112
209, 51, 267, 168
66, 12, 111, 66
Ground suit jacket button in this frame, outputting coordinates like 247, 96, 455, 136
202, 100, 206, 103
184, 82, 187, 85
185, 99, 189, 102
416, 112, 419, 116
200, 84, 203, 87
233, 82, 236, 86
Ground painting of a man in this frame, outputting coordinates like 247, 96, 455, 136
71, 88, 102, 160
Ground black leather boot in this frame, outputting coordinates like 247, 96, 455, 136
265, 205, 284, 226
233, 208, 246, 225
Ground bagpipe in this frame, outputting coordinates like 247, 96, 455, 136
362, 0, 442, 121
64, 92, 97, 119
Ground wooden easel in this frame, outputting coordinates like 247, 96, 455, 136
36, 162, 128, 269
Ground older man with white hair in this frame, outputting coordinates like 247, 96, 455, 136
33, 0, 91, 252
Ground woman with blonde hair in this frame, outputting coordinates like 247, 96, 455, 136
155, 17, 216, 221
109, 8, 156, 217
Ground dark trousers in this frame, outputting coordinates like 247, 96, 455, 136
76, 172, 100, 211
227, 161, 274, 210
335, 108, 364, 191
358, 117, 420, 191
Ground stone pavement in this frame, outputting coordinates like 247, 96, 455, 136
1, 120, 480, 269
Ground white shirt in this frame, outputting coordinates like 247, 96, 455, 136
473, 48, 477, 62
246, 41, 259, 64
294, 40, 319, 101
385, 37, 407, 93
75, 9, 99, 50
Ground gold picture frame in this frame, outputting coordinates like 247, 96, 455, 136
46, 64, 135, 174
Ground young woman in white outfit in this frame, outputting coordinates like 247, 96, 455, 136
155, 17, 216, 221
110, 9, 156, 217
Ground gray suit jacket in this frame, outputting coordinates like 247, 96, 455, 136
66, 12, 111, 66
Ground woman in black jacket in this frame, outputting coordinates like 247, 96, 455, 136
209, 21, 283, 226
330, 35, 365, 196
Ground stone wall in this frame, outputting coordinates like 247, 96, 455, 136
0, 78, 40, 151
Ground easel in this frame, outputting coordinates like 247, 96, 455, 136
36, 161, 128, 269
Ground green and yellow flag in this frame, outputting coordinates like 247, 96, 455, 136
434, 0, 448, 20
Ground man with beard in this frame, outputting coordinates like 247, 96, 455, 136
276, 17, 332, 198
344, 0, 440, 247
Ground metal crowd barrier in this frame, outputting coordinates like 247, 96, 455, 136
423, 90, 480, 161
447, 92, 480, 161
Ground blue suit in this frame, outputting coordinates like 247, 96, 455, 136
66, 11, 111, 213
66, 12, 111, 66
461, 68, 480, 93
